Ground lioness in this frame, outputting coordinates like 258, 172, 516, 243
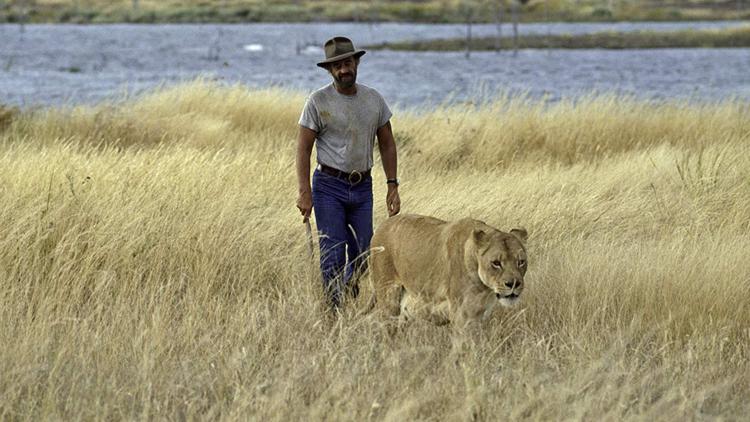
368, 214, 528, 325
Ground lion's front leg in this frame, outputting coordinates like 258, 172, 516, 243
453, 293, 491, 328
401, 292, 450, 326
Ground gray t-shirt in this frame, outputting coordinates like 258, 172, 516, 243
299, 83, 392, 173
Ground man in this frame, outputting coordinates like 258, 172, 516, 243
296, 36, 400, 310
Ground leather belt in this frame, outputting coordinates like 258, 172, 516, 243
318, 164, 371, 185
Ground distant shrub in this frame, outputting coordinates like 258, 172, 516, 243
0, 105, 19, 132
643, 8, 677, 21
261, 5, 308, 22
61, 66, 82, 73
232, 7, 252, 19
57, 8, 98, 23
591, 7, 613, 19
120, 10, 158, 23
376, 2, 444, 22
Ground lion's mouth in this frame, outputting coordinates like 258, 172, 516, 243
496, 292, 519, 300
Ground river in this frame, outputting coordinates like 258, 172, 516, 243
1, 22, 749, 108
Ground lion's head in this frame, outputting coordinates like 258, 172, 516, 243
473, 227, 528, 307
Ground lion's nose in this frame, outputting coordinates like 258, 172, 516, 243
505, 278, 522, 289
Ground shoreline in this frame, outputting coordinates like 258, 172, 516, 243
367, 25, 750, 50
1, 1, 747, 24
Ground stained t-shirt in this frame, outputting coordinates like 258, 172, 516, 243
298, 83, 392, 173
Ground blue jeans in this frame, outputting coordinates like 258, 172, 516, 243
312, 168, 373, 308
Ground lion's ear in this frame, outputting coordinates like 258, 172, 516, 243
473, 229, 489, 248
510, 228, 528, 243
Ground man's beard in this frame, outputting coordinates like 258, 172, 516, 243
334, 71, 356, 89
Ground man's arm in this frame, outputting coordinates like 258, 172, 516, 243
296, 125, 317, 221
376, 121, 400, 217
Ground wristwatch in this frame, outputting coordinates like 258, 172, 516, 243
386, 178, 400, 186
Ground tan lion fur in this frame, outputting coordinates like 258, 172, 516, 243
367, 214, 528, 325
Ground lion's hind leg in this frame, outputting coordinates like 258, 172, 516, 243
371, 247, 402, 319
375, 279, 403, 319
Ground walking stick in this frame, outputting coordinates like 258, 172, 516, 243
304, 216, 314, 259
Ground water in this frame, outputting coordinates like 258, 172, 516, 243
1, 22, 749, 109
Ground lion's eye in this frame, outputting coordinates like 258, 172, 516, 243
491, 260, 503, 269
518, 259, 526, 268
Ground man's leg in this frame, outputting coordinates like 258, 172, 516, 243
312, 170, 349, 309
344, 177, 374, 297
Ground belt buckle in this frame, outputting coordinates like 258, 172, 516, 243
348, 170, 362, 185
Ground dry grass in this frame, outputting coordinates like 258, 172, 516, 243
7, 0, 749, 22
374, 25, 750, 50
1, 80, 749, 420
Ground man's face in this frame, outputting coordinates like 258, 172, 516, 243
328, 57, 358, 89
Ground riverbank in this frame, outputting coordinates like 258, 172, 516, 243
368, 25, 750, 50
1, 0, 748, 24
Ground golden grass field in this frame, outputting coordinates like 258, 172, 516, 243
1, 80, 749, 419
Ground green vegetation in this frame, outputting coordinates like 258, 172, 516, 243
1, 80, 750, 419
0, 0, 748, 23
369, 25, 750, 50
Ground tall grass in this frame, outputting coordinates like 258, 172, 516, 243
1, 80, 749, 419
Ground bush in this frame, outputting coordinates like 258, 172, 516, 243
591, 7, 613, 19
0, 105, 19, 132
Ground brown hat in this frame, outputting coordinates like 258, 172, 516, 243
316, 36, 366, 68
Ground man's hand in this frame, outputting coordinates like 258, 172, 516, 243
386, 185, 400, 217
297, 189, 313, 222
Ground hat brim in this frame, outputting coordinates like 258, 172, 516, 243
317, 50, 366, 68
